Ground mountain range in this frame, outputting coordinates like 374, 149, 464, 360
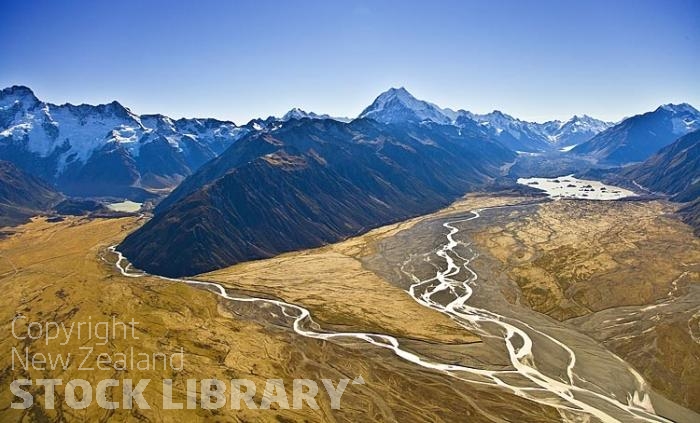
119, 118, 516, 276
358, 87, 614, 152
5, 85, 695, 204
571, 103, 700, 164
2, 84, 698, 275
0, 86, 250, 199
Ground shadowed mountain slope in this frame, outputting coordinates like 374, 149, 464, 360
621, 130, 700, 201
119, 118, 515, 276
0, 160, 62, 226
571, 104, 699, 164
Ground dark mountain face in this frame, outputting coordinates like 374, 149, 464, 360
119, 118, 516, 277
0, 86, 250, 199
621, 130, 700, 201
570, 104, 700, 164
609, 130, 700, 234
58, 143, 141, 198
0, 160, 62, 226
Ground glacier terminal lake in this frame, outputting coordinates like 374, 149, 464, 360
107, 200, 142, 212
517, 175, 636, 200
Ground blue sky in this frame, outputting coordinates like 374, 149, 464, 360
1, 0, 698, 123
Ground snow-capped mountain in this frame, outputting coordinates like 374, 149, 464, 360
3, 84, 690, 201
358, 87, 457, 125
659, 103, 700, 134
247, 108, 350, 131
571, 103, 700, 164
358, 87, 611, 152
0, 86, 250, 199
282, 108, 329, 121
458, 110, 552, 152
460, 112, 613, 152
541, 115, 614, 149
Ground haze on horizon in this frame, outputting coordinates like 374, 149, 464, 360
1, 0, 698, 124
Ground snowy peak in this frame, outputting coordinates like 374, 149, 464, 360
658, 103, 699, 115
356, 87, 613, 152
549, 115, 614, 147
571, 102, 700, 163
281, 107, 334, 121
173, 117, 237, 136
655, 103, 700, 135
100, 100, 134, 120
561, 114, 612, 130
359, 87, 454, 125
59, 101, 142, 128
483, 110, 514, 120
466, 110, 521, 127
459, 110, 613, 151
283, 108, 314, 121
357, 87, 613, 151
0, 85, 39, 102
0, 85, 254, 198
378, 87, 419, 106
141, 114, 177, 133
459, 110, 552, 151
0, 85, 41, 112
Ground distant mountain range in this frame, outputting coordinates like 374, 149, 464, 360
119, 118, 516, 276
0, 86, 251, 199
571, 104, 700, 164
280, 108, 350, 123
4, 84, 693, 203
359, 87, 614, 152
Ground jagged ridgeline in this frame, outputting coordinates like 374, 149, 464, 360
119, 118, 515, 277
0, 86, 249, 199
571, 104, 700, 164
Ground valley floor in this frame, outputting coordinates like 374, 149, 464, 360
0, 192, 697, 422
470, 199, 700, 413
